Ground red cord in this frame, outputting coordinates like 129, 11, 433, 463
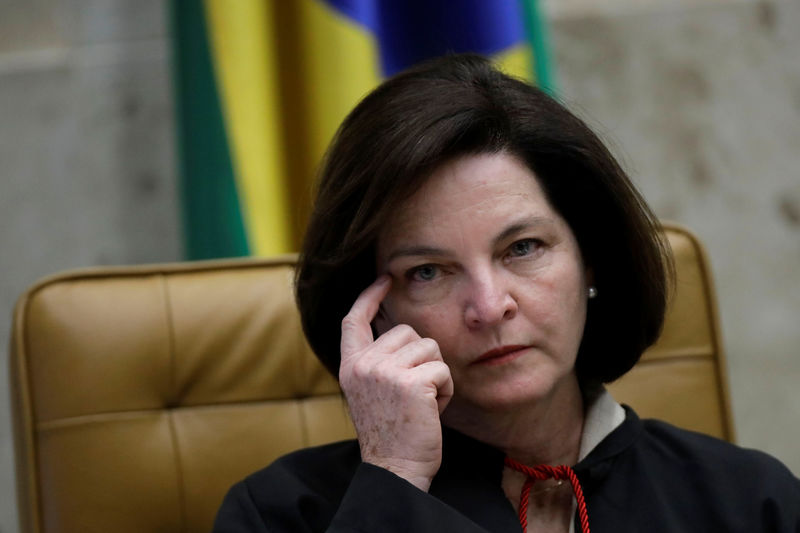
504, 457, 590, 533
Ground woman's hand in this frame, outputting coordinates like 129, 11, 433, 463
339, 275, 454, 492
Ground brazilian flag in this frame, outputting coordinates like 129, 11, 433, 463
170, 0, 556, 259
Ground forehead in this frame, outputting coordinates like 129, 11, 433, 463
378, 152, 560, 251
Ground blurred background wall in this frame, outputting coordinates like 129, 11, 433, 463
1, 0, 798, 531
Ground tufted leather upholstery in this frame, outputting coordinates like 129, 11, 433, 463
9, 223, 733, 533
607, 225, 734, 440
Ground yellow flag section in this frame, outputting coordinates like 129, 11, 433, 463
185, 0, 551, 257
495, 44, 535, 81
203, 0, 381, 256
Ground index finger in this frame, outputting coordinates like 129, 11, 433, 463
340, 275, 392, 358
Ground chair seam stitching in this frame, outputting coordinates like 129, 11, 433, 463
20, 297, 44, 533
693, 236, 734, 441
298, 398, 311, 447
160, 273, 186, 531
166, 410, 188, 533
634, 354, 717, 364
160, 273, 179, 406
34, 394, 350, 429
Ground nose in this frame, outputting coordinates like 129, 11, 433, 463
463, 267, 518, 329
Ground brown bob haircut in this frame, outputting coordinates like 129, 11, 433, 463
296, 54, 671, 386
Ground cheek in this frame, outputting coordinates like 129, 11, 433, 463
554, 276, 589, 350
384, 294, 460, 350
398, 278, 453, 306
522, 269, 587, 334
384, 276, 458, 324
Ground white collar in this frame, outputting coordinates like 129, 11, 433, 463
578, 387, 626, 462
566, 388, 624, 533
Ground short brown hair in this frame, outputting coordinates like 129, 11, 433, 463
296, 54, 671, 385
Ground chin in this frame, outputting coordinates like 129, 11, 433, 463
451, 370, 577, 413
447, 386, 551, 417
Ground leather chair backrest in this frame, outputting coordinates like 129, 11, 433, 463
9, 223, 733, 533
607, 224, 734, 439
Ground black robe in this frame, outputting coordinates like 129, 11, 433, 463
214, 407, 800, 532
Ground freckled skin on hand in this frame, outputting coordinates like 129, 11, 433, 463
338, 276, 454, 492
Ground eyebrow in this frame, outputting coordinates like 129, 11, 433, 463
493, 216, 554, 245
387, 245, 449, 262
385, 216, 555, 262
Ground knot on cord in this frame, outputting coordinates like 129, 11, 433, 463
504, 457, 590, 533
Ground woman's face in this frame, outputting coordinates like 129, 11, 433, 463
375, 152, 589, 417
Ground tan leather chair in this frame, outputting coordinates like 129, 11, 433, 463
9, 223, 734, 533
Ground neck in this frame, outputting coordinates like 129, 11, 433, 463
442, 373, 585, 467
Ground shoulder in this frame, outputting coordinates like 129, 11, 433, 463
635, 417, 800, 517
214, 439, 361, 532
242, 438, 361, 499
583, 406, 798, 498
640, 418, 796, 481
578, 410, 800, 531
582, 409, 800, 529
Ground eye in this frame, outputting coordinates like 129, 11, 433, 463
502, 239, 544, 265
509, 239, 540, 257
407, 264, 439, 282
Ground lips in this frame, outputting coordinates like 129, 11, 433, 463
471, 345, 530, 366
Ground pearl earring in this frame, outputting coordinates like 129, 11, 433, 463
588, 286, 598, 299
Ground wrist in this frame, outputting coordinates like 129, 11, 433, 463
364, 458, 436, 492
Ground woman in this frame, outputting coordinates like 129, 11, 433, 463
215, 54, 799, 532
